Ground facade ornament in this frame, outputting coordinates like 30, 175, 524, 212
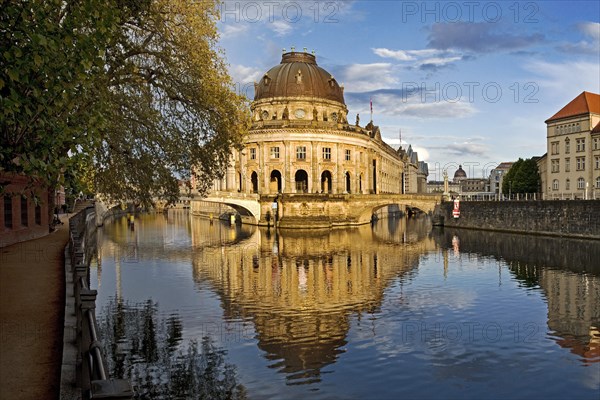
313, 108, 318, 121
282, 107, 289, 120
355, 113, 360, 126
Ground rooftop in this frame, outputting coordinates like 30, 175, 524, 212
545, 91, 600, 123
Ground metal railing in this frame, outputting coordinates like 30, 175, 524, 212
68, 206, 132, 399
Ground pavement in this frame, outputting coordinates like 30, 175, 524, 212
0, 214, 69, 400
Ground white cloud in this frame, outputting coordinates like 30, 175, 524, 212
219, 23, 248, 39
374, 93, 477, 119
228, 64, 262, 85
372, 47, 464, 71
524, 60, 600, 93
341, 63, 398, 92
270, 20, 293, 36
558, 22, 600, 54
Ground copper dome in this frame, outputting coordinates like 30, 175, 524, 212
254, 52, 345, 104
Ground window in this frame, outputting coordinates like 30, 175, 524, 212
3, 196, 12, 229
322, 147, 331, 160
565, 138, 570, 154
270, 146, 280, 159
552, 179, 559, 191
577, 177, 585, 189
576, 138, 585, 152
576, 157, 585, 170
593, 138, 599, 150
551, 159, 559, 173
565, 179, 570, 190
596, 176, 600, 189
565, 157, 570, 172
296, 146, 306, 160
345, 149, 351, 161
551, 141, 559, 155
20, 197, 28, 227
35, 204, 41, 225
249, 148, 256, 160
595, 156, 600, 170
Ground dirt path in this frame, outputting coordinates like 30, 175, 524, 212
0, 217, 69, 400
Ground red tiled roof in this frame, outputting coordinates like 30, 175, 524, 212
545, 91, 600, 123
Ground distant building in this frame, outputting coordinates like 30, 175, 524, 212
489, 162, 514, 194
539, 91, 600, 200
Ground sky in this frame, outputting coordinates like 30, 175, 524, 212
216, 0, 600, 180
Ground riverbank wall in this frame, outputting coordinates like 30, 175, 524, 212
435, 200, 600, 239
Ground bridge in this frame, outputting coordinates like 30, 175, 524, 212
192, 192, 442, 228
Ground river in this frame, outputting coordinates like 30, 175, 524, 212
91, 210, 600, 399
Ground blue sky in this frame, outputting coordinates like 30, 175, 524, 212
216, 0, 600, 179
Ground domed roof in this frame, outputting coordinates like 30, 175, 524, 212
454, 165, 467, 180
254, 51, 345, 104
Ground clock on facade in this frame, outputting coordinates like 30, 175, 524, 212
294, 108, 306, 119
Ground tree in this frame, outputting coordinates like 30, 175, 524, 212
1, 0, 249, 207
502, 158, 541, 195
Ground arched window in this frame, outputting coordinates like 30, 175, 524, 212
565, 138, 570, 154
321, 170, 332, 193
270, 170, 282, 193
565, 178, 570, 190
577, 177, 585, 189
344, 172, 351, 193
295, 169, 309, 193
552, 179, 559, 190
596, 176, 600, 188
251, 171, 258, 193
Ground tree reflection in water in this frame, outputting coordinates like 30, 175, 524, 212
98, 298, 247, 399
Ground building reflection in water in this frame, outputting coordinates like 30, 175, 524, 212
190, 216, 435, 384
435, 228, 600, 365
94, 211, 599, 392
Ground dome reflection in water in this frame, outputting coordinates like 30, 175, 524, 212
92, 211, 600, 399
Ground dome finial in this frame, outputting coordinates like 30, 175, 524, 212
282, 48, 286, 53
291, 46, 295, 52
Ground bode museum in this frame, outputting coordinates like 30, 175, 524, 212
192, 49, 432, 227
210, 49, 427, 196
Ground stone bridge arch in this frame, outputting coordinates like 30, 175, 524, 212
353, 195, 442, 225
196, 192, 261, 224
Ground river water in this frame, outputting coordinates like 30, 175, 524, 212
91, 210, 600, 399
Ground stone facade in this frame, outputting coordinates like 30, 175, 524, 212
437, 200, 600, 239
208, 51, 423, 198
540, 91, 600, 200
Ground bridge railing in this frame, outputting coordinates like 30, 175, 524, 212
456, 193, 542, 201
67, 207, 133, 399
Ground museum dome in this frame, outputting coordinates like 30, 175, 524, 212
453, 165, 467, 181
254, 51, 345, 104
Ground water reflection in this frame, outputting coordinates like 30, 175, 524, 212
435, 227, 600, 366
92, 212, 600, 398
190, 218, 435, 384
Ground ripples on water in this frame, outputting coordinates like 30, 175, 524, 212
91, 211, 600, 399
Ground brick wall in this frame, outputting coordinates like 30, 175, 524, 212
1, 174, 50, 247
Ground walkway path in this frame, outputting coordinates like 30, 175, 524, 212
0, 215, 69, 400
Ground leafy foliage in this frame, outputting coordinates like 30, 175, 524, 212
1, 0, 249, 206
501, 158, 541, 194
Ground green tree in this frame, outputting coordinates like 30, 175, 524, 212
1, 0, 249, 208
502, 158, 541, 194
